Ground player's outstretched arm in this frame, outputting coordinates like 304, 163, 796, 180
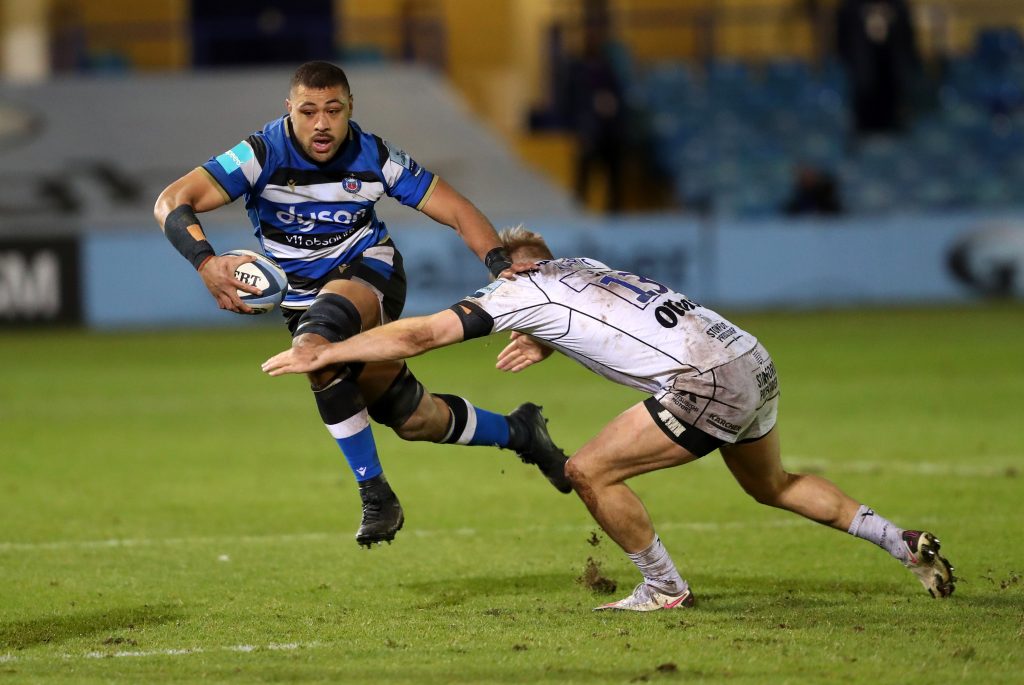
154, 168, 261, 313
262, 310, 466, 376
496, 332, 555, 373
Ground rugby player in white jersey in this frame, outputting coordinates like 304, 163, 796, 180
261, 227, 956, 610
154, 62, 571, 549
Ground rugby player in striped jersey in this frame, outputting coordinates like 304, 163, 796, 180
155, 62, 571, 548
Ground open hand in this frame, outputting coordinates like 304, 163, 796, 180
496, 331, 551, 372
261, 345, 327, 376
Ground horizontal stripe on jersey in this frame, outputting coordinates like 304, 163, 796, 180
201, 117, 435, 306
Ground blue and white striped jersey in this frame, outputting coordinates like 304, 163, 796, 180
201, 116, 437, 307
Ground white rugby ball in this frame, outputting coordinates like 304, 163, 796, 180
223, 249, 288, 314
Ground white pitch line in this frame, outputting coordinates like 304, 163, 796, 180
786, 457, 1021, 478
0, 532, 337, 553
1, 642, 322, 664
83, 647, 198, 659
0, 520, 814, 554
81, 641, 318, 660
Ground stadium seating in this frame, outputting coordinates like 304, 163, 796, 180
632, 27, 1024, 217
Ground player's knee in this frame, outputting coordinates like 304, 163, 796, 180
294, 293, 362, 343
749, 488, 779, 507
367, 364, 425, 431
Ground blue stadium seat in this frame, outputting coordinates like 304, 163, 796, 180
974, 27, 1024, 71
634, 42, 1024, 217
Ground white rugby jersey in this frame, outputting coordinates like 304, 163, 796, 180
454, 258, 757, 393
201, 117, 437, 307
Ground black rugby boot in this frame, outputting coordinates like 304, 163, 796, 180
355, 475, 404, 547
506, 403, 573, 494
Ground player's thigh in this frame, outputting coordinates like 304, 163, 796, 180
569, 402, 701, 486
718, 428, 787, 499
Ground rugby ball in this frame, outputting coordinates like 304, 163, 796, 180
222, 249, 288, 314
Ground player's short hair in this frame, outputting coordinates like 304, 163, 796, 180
290, 61, 351, 95
500, 225, 554, 260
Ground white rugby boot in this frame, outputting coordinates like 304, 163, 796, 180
593, 583, 695, 612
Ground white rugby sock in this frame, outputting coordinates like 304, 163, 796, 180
847, 505, 907, 561
627, 535, 687, 595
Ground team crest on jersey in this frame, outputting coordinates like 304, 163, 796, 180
343, 177, 361, 193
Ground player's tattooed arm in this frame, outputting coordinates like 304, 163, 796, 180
495, 332, 554, 373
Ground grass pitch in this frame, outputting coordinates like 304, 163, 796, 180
1, 305, 1022, 683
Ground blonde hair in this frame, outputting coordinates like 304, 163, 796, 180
499, 225, 554, 261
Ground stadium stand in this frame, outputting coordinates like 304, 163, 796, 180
629, 26, 1024, 216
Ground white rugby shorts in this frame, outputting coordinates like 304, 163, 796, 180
654, 341, 779, 445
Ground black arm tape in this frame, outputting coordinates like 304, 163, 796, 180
484, 247, 513, 278
164, 204, 215, 270
448, 300, 494, 340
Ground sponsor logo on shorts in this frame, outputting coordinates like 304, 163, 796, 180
669, 392, 699, 414
657, 410, 686, 438
755, 361, 779, 401
706, 413, 741, 435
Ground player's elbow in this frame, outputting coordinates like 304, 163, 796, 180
153, 191, 170, 227
153, 186, 180, 228
154, 177, 198, 228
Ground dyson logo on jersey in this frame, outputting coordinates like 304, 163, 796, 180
275, 206, 368, 232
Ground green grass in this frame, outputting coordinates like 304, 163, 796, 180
1, 305, 1023, 683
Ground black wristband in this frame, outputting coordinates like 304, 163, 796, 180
484, 247, 512, 278
164, 204, 215, 270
